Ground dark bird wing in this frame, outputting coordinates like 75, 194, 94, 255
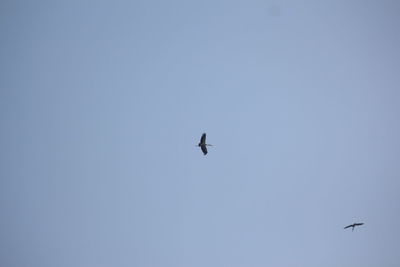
344, 224, 353, 229
200, 145, 208, 155
354, 223, 364, 226
200, 133, 206, 144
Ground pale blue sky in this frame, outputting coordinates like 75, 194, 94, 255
1, 1, 400, 266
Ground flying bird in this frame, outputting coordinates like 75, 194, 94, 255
198, 133, 212, 155
344, 223, 364, 231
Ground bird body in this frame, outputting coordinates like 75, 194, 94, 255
344, 223, 364, 231
198, 133, 212, 155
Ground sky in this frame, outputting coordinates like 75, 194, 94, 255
1, 0, 400, 266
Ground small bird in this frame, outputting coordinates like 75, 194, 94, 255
344, 223, 364, 231
198, 133, 212, 155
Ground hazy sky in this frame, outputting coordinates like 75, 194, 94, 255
1, 1, 400, 266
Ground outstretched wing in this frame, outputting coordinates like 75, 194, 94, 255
200, 145, 208, 155
344, 225, 353, 229
200, 133, 206, 144
354, 223, 364, 226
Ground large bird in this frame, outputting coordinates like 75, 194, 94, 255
198, 133, 212, 155
344, 223, 364, 231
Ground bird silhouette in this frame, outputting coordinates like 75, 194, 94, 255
344, 223, 364, 231
198, 133, 212, 155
